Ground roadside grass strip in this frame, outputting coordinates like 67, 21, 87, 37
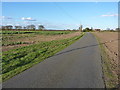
94, 34, 118, 88
99, 42, 118, 88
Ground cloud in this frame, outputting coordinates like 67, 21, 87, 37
0, 16, 13, 19
6, 24, 13, 25
21, 17, 36, 21
101, 14, 118, 17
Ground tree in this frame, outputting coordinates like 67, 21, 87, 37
4, 25, 13, 30
115, 28, 120, 31
83, 27, 93, 32
23, 26, 27, 29
15, 26, 22, 29
38, 25, 45, 30
106, 28, 110, 31
73, 29, 76, 31
1, 26, 7, 30
26, 25, 36, 30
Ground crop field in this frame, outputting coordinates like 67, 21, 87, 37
2, 30, 79, 51
2, 30, 84, 81
2, 30, 76, 35
93, 32, 118, 88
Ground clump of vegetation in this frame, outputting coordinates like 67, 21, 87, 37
82, 27, 93, 32
2, 41, 29, 46
100, 44, 118, 88
2, 33, 84, 82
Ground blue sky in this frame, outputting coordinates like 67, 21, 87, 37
2, 2, 118, 30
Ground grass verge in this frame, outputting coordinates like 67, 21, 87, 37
93, 34, 118, 88
2, 32, 84, 82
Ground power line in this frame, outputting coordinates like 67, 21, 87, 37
53, 2, 81, 25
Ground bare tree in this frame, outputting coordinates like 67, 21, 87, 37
26, 25, 36, 30
115, 28, 120, 31
1, 26, 7, 30
15, 26, 22, 29
23, 26, 27, 29
38, 25, 45, 30
106, 28, 110, 31
3, 25, 13, 30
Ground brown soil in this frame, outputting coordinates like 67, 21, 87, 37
93, 32, 118, 54
92, 32, 118, 88
93, 32, 118, 67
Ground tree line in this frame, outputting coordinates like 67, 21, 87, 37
82, 27, 119, 32
1, 24, 119, 32
1, 25, 45, 30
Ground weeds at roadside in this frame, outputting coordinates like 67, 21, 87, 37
94, 34, 118, 88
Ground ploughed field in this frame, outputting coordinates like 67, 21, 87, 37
93, 32, 118, 88
94, 32, 118, 55
2, 30, 83, 82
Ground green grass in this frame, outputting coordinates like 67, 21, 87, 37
99, 43, 118, 88
2, 34, 33, 40
2, 33, 84, 82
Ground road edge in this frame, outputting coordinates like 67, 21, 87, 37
92, 33, 118, 89
91, 33, 106, 89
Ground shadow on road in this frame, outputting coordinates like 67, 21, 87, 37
54, 39, 119, 57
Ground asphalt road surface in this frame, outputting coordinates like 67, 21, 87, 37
3, 32, 105, 88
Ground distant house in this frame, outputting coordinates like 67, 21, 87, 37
94, 29, 101, 32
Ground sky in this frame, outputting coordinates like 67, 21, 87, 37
1, 0, 119, 2
1, 2, 118, 30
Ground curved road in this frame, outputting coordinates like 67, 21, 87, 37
3, 32, 105, 88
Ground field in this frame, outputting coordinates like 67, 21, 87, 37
2, 30, 80, 51
93, 32, 118, 88
2, 30, 84, 81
